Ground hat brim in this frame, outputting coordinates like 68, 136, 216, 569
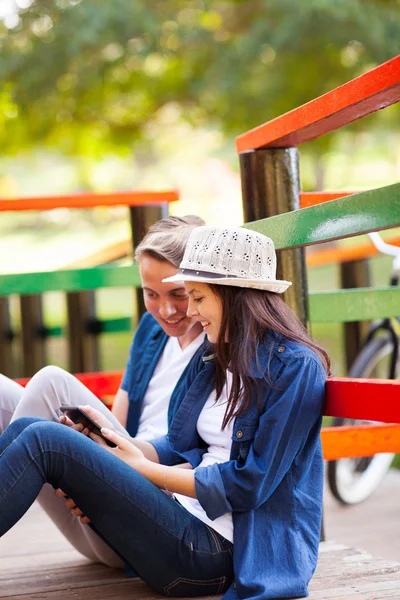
162, 274, 291, 294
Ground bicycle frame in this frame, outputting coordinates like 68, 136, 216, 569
362, 273, 399, 380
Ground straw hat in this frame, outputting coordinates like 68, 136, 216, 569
162, 226, 291, 293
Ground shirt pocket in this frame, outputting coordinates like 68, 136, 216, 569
231, 419, 259, 465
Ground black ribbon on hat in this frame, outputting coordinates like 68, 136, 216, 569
179, 268, 239, 279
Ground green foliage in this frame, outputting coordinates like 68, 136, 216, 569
0, 0, 399, 156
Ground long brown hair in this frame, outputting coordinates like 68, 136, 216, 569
209, 284, 331, 428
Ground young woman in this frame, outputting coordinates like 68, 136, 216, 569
0, 226, 329, 599
0, 215, 205, 568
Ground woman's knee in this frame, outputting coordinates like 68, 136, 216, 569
22, 419, 67, 446
5, 416, 47, 439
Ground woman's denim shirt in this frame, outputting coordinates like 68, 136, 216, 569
121, 312, 205, 436
151, 333, 326, 600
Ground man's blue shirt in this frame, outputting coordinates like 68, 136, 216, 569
121, 312, 204, 436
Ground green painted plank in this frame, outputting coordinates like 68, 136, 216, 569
0, 265, 141, 296
47, 326, 63, 337
46, 317, 132, 337
101, 317, 132, 333
309, 286, 400, 323
244, 183, 400, 249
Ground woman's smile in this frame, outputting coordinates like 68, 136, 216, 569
185, 282, 223, 344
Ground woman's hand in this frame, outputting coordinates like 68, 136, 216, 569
97, 430, 196, 497
92, 428, 146, 469
78, 405, 116, 430
59, 405, 117, 438
55, 489, 91, 524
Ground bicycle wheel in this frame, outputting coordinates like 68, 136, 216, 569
327, 335, 399, 505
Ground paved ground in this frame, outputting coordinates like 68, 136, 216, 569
323, 469, 400, 562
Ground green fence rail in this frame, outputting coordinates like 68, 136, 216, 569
244, 183, 400, 249
309, 287, 400, 323
45, 317, 133, 337
0, 264, 141, 296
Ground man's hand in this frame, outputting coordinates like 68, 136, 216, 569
55, 489, 91, 524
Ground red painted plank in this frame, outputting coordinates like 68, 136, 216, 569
236, 56, 400, 152
15, 370, 123, 398
325, 377, 400, 423
74, 371, 123, 396
0, 190, 179, 212
322, 423, 400, 460
15, 373, 400, 426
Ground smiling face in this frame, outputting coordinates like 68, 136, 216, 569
139, 255, 203, 349
185, 282, 224, 344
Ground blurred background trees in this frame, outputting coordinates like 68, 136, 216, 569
1, 0, 399, 155
0, 0, 399, 249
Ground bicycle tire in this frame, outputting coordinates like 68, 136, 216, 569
327, 336, 398, 505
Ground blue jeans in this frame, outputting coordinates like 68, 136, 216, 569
0, 418, 233, 597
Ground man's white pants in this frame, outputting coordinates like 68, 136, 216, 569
0, 367, 126, 568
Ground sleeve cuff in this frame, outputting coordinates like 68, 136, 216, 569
119, 369, 130, 391
149, 435, 182, 465
195, 463, 232, 520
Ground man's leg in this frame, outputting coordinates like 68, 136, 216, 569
11, 365, 126, 432
0, 419, 233, 596
0, 374, 23, 432
9, 367, 126, 568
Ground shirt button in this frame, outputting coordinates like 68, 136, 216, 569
234, 583, 237, 589
236, 430, 243, 439
277, 346, 285, 353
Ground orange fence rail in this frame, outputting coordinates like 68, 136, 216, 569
321, 423, 400, 460
236, 55, 400, 152
307, 233, 400, 267
300, 191, 355, 208
0, 190, 179, 212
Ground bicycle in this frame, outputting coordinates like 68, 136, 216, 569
327, 231, 400, 505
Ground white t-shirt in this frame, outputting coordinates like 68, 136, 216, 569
135, 332, 205, 441
175, 373, 234, 543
